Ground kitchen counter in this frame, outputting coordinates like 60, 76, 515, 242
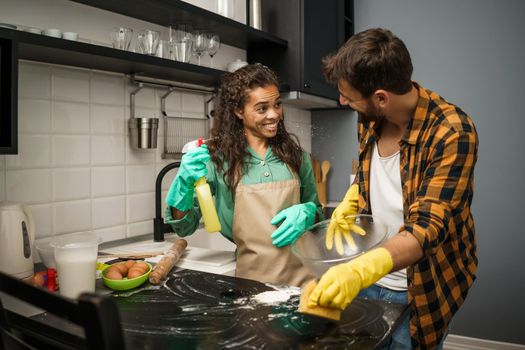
31, 268, 409, 349
98, 231, 237, 275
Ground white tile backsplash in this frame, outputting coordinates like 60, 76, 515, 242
127, 193, 154, 223
53, 168, 90, 201
128, 86, 156, 109
127, 220, 153, 238
6, 135, 51, 169
126, 146, 156, 165
126, 165, 156, 194
29, 204, 53, 238
52, 67, 90, 102
52, 135, 90, 166
92, 196, 126, 229
6, 169, 52, 203
92, 166, 125, 197
52, 101, 90, 133
54, 199, 92, 234
5, 62, 312, 245
94, 225, 126, 243
18, 61, 51, 99
91, 104, 125, 134
181, 93, 205, 113
162, 90, 182, 115
18, 99, 52, 133
91, 135, 125, 165
91, 72, 125, 105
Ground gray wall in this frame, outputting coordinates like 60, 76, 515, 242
312, 0, 525, 345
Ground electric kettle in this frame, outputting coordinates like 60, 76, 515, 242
0, 202, 35, 279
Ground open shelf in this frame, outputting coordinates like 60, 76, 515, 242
1, 27, 224, 87
68, 0, 288, 50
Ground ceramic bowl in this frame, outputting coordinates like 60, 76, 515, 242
102, 262, 152, 291
291, 214, 390, 277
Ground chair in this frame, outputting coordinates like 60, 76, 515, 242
0, 271, 125, 350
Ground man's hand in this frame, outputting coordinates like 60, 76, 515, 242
326, 184, 366, 254
271, 202, 317, 247
308, 248, 393, 310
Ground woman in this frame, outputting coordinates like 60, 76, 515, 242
165, 63, 323, 286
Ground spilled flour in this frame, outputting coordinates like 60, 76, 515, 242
252, 289, 299, 305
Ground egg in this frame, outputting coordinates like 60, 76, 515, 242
114, 262, 129, 276
127, 268, 145, 279
125, 260, 136, 269
105, 268, 123, 280
133, 261, 149, 272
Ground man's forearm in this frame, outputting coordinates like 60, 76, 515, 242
382, 231, 424, 271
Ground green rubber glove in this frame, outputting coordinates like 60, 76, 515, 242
165, 145, 210, 211
270, 202, 317, 247
308, 247, 393, 310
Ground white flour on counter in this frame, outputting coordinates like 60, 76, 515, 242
252, 289, 299, 305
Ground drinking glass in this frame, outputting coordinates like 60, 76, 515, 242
110, 27, 133, 50
175, 40, 192, 63
137, 29, 160, 55
206, 32, 220, 68
192, 30, 208, 65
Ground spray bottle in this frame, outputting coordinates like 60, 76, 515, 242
182, 139, 221, 233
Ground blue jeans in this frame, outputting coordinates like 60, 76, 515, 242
358, 285, 448, 350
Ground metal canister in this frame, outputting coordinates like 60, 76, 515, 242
129, 117, 159, 149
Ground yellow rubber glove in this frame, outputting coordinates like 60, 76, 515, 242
326, 184, 366, 254
308, 248, 393, 310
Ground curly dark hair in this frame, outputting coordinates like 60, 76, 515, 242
207, 63, 302, 192
323, 28, 413, 97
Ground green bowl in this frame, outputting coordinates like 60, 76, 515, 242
102, 262, 152, 291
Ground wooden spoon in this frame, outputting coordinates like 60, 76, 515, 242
321, 160, 331, 183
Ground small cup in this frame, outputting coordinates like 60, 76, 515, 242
44, 28, 62, 38
25, 27, 43, 35
62, 32, 78, 41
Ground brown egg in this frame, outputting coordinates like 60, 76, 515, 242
113, 263, 128, 276
125, 260, 136, 269
106, 268, 123, 280
133, 261, 148, 272
127, 268, 144, 279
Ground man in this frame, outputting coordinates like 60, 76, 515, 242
308, 28, 478, 349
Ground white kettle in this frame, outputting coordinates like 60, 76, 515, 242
0, 202, 35, 279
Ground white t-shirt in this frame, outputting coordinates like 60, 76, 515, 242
369, 142, 407, 291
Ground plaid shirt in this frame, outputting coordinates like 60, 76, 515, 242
355, 83, 478, 349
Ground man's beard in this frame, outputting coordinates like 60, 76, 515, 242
358, 112, 381, 123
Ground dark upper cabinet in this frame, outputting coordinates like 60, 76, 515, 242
0, 33, 17, 154
249, 0, 354, 102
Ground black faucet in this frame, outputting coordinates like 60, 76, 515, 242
153, 161, 181, 242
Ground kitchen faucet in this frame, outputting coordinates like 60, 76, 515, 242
153, 161, 181, 242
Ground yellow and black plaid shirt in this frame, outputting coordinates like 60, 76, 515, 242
355, 83, 478, 349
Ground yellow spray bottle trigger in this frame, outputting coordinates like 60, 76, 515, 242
182, 139, 221, 233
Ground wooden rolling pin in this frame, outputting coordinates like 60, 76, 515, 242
148, 239, 188, 285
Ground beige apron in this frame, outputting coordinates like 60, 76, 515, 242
232, 173, 314, 287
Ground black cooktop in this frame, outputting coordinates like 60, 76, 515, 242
110, 269, 408, 349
